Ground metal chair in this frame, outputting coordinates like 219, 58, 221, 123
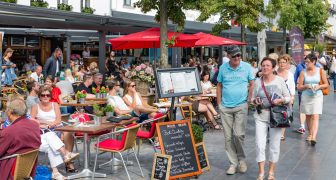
136, 114, 166, 156
92, 124, 143, 180
0, 149, 39, 180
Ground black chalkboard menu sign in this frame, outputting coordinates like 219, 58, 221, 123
156, 120, 202, 179
196, 142, 210, 171
151, 153, 172, 180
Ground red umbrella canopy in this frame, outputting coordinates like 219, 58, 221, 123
193, 32, 246, 46
109, 28, 199, 50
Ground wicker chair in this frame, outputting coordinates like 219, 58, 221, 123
92, 124, 143, 180
0, 149, 39, 180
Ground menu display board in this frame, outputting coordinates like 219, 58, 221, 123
151, 153, 172, 180
155, 67, 202, 98
156, 120, 202, 179
196, 142, 210, 171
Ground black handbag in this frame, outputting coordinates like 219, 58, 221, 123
261, 79, 290, 128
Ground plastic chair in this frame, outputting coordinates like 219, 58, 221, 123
136, 114, 166, 156
0, 149, 39, 180
92, 124, 143, 180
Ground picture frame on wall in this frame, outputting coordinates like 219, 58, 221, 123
11, 36, 26, 46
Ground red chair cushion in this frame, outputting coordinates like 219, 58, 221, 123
136, 113, 163, 139
136, 130, 152, 139
95, 124, 137, 151
96, 139, 124, 151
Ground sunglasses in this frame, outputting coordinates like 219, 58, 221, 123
40, 94, 51, 98
130, 85, 136, 87
232, 54, 241, 58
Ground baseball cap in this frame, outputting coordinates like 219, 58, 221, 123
227, 45, 241, 56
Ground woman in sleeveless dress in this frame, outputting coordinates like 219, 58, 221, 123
297, 54, 329, 146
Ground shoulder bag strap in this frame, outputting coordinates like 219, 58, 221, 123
261, 78, 273, 106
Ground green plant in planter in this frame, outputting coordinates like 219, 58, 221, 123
104, 105, 114, 113
58, 3, 72, 11
31, 0, 48, 8
81, 7, 95, 14
191, 123, 203, 144
0, 0, 17, 3
93, 104, 104, 117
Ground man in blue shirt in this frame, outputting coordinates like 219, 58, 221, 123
216, 45, 255, 175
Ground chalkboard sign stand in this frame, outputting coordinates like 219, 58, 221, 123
151, 153, 172, 180
156, 120, 202, 179
196, 142, 210, 172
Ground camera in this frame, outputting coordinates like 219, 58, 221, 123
256, 105, 262, 114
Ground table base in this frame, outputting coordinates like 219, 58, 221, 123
67, 168, 106, 179
99, 157, 134, 172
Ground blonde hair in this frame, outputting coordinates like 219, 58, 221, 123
123, 80, 135, 97
3, 48, 14, 58
268, 53, 279, 61
278, 54, 291, 63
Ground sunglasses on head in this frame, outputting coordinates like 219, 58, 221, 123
232, 54, 241, 58
40, 94, 51, 98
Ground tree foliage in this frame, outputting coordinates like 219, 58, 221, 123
197, 0, 266, 35
266, 0, 330, 38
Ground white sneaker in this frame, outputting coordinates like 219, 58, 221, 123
226, 165, 237, 175
64, 152, 80, 163
52, 172, 66, 180
239, 160, 247, 173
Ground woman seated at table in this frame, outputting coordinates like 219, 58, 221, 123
44, 75, 62, 104
30, 86, 78, 174
64, 68, 75, 83
123, 80, 166, 117
107, 80, 165, 122
75, 65, 86, 81
201, 71, 214, 94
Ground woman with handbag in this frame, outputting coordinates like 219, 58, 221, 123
276, 54, 296, 140
297, 54, 329, 146
252, 57, 291, 180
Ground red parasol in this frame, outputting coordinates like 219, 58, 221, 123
193, 32, 246, 46
109, 28, 199, 50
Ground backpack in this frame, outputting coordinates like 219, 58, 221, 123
322, 55, 332, 70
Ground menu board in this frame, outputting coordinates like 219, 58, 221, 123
156, 120, 202, 179
155, 67, 202, 98
196, 142, 210, 171
151, 153, 172, 180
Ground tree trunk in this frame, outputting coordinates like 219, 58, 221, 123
283, 28, 286, 54
241, 25, 247, 61
160, 0, 169, 68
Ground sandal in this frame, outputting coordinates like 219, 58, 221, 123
306, 135, 312, 141
257, 174, 265, 180
214, 124, 223, 130
214, 114, 221, 120
268, 172, 275, 180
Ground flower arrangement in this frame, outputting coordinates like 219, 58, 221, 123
100, 86, 108, 93
125, 63, 155, 85
76, 90, 87, 99
71, 54, 81, 60
92, 87, 100, 94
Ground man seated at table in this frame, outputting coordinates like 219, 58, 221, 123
56, 77, 75, 114
0, 97, 41, 180
75, 73, 95, 98
30, 66, 43, 83
26, 80, 40, 114
90, 73, 105, 90
106, 80, 166, 123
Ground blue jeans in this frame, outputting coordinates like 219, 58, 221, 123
60, 106, 74, 114
332, 72, 336, 90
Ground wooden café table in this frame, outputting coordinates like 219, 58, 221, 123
56, 122, 115, 179
153, 101, 193, 121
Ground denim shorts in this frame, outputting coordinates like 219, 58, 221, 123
131, 110, 149, 123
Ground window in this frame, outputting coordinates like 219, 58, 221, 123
124, 0, 131, 6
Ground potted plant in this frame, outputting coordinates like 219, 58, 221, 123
93, 104, 104, 125
104, 105, 114, 117
191, 123, 204, 144
100, 86, 108, 98
30, 0, 48, 8
0, 0, 17, 3
76, 90, 87, 104
81, 7, 95, 14
92, 87, 101, 98
57, 3, 72, 11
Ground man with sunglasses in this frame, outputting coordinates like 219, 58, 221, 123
216, 45, 255, 175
